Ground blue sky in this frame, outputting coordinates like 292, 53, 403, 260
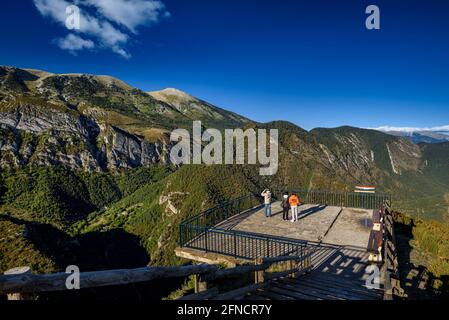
1, 0, 448, 131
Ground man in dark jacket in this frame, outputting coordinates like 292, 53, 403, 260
281, 192, 290, 220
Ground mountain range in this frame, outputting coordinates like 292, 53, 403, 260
375, 127, 449, 144
1, 66, 448, 277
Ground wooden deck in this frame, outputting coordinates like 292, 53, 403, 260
243, 245, 383, 300
244, 272, 383, 300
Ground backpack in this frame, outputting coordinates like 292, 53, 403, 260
282, 196, 290, 208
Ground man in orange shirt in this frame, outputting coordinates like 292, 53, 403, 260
288, 193, 300, 222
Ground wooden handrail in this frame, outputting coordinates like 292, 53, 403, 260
0, 253, 312, 299
0, 264, 216, 295
382, 202, 406, 300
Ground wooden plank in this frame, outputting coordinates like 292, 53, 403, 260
277, 283, 342, 300
300, 273, 369, 288
265, 286, 299, 300
298, 273, 383, 296
243, 293, 270, 301
268, 284, 324, 300
298, 276, 382, 298
283, 278, 373, 300
273, 278, 344, 300
288, 277, 381, 300
275, 279, 347, 300
251, 289, 295, 301
297, 274, 384, 298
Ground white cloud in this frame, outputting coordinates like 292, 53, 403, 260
372, 125, 449, 133
84, 0, 167, 33
33, 0, 169, 58
111, 46, 131, 59
55, 33, 95, 53
34, 0, 69, 23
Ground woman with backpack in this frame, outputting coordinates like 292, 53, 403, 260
281, 192, 290, 221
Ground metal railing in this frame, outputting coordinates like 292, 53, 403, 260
179, 193, 262, 245
180, 225, 309, 261
273, 188, 391, 210
179, 189, 391, 261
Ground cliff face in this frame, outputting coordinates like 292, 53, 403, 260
0, 106, 171, 171
310, 127, 425, 175
0, 66, 178, 171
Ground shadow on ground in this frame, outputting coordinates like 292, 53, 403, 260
393, 212, 448, 299
299, 204, 327, 220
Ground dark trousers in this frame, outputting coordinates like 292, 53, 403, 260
282, 207, 289, 220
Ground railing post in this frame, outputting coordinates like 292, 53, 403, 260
307, 247, 312, 272
288, 259, 295, 278
194, 274, 209, 293
266, 237, 270, 257
205, 228, 208, 253
179, 224, 183, 247
233, 231, 237, 258
4, 267, 36, 300
254, 258, 265, 284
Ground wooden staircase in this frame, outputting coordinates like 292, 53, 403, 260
244, 271, 383, 300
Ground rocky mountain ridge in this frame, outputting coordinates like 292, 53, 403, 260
0, 66, 251, 171
1, 66, 448, 221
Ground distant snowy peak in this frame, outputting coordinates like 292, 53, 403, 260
373, 126, 449, 144
373, 125, 449, 133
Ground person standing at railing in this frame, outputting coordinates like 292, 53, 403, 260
261, 189, 272, 217
289, 193, 300, 222
281, 192, 290, 220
